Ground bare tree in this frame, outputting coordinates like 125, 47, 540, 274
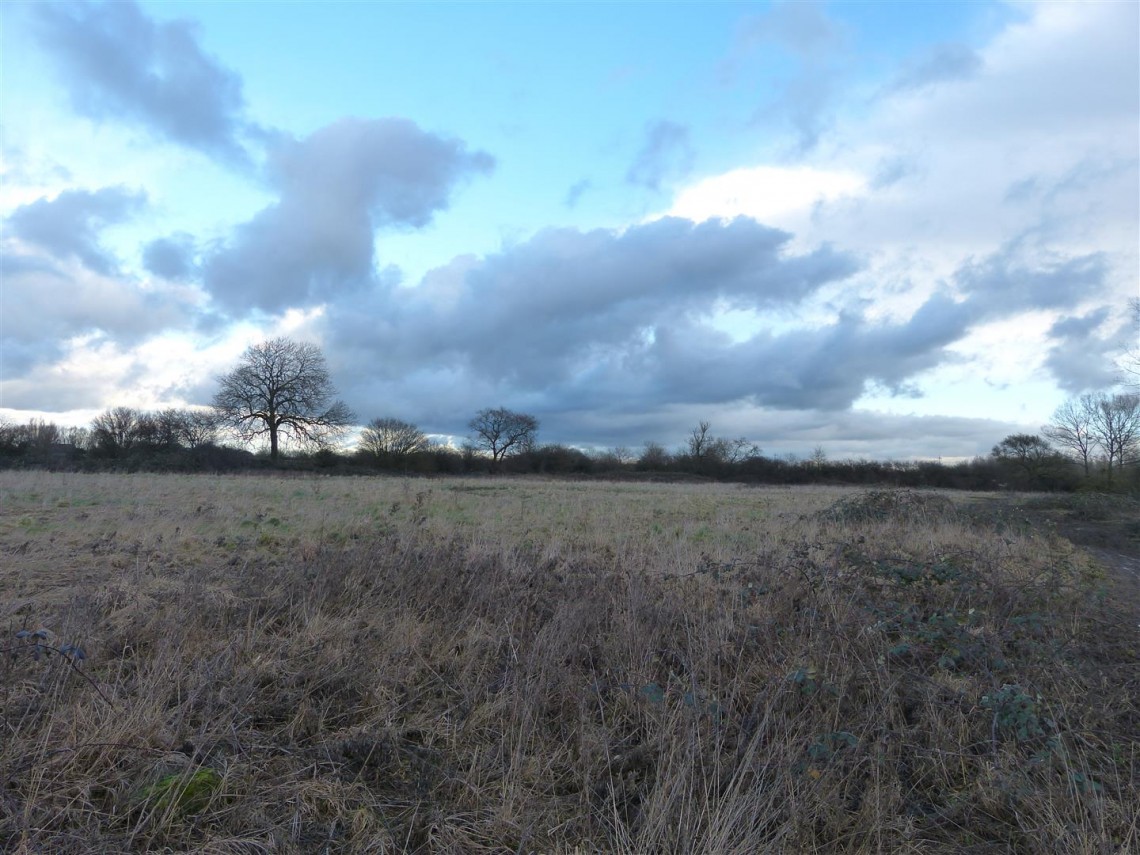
63, 425, 91, 450
0, 419, 63, 459
468, 407, 538, 470
686, 421, 760, 467
359, 417, 429, 464
1044, 395, 1098, 476
91, 407, 143, 457
179, 409, 219, 448
718, 436, 761, 464
212, 338, 354, 461
991, 433, 1063, 485
1090, 393, 1140, 481
687, 421, 714, 461
638, 441, 672, 470
137, 409, 189, 450
611, 446, 634, 465
1118, 298, 1139, 391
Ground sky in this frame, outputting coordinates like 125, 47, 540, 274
1, 0, 1137, 460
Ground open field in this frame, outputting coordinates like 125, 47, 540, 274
2, 472, 1137, 853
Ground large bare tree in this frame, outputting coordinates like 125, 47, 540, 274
468, 407, 538, 470
212, 338, 354, 461
1043, 394, 1098, 476
91, 406, 143, 457
1090, 392, 1140, 482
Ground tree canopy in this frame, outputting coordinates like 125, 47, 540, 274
468, 407, 539, 470
212, 338, 353, 460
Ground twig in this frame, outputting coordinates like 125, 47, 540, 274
2, 643, 114, 707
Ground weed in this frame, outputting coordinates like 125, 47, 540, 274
136, 768, 222, 817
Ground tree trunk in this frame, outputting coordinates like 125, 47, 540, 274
270, 423, 279, 461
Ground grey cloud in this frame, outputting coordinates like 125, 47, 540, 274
644, 407, 1026, 461
313, 215, 990, 433
890, 43, 983, 92
388, 217, 855, 384
632, 291, 973, 413
870, 154, 916, 190
626, 121, 695, 191
316, 229, 1110, 443
143, 233, 197, 280
779, 73, 835, 153
202, 117, 495, 313
733, 2, 847, 152
1004, 177, 1040, 203
1044, 308, 1129, 393
0, 372, 118, 411
564, 179, 591, 208
954, 240, 1108, 315
739, 1, 846, 58
6, 186, 145, 274
0, 248, 191, 380
30, 0, 253, 164
0, 139, 73, 185
0, 251, 67, 280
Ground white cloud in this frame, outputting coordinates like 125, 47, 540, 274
666, 165, 865, 229
662, 0, 1138, 430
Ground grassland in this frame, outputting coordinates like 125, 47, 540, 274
1, 472, 1137, 853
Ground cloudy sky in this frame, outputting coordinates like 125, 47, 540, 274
1, 0, 1137, 459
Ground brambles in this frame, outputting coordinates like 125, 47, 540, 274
818, 488, 957, 524
982, 684, 1051, 745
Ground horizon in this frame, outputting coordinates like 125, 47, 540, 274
2, 1, 1137, 461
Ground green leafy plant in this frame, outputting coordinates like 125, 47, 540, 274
982, 684, 1048, 743
807, 731, 858, 761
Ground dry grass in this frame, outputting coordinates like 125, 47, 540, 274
1, 473, 1137, 853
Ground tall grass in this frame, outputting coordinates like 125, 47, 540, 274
1, 473, 1136, 852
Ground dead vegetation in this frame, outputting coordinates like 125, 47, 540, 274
1, 473, 1137, 852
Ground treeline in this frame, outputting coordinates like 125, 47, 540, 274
2, 333, 1136, 492
0, 409, 253, 472
3, 405, 1136, 492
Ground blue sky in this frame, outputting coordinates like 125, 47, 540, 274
1, 0, 1136, 459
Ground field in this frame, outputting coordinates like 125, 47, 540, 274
1, 472, 1137, 853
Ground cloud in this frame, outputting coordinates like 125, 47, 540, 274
310, 211, 1117, 441
201, 117, 495, 313
1043, 307, 1132, 394
667, 164, 865, 228
0, 250, 191, 379
889, 43, 983, 92
738, 0, 845, 58
953, 239, 1108, 316
626, 121, 695, 191
6, 186, 145, 274
307, 215, 948, 431
731, 1, 848, 152
629, 292, 973, 413
564, 178, 591, 208
142, 233, 197, 280
2, 187, 196, 380
30, 0, 254, 164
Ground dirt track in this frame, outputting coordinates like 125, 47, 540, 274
1024, 497, 1140, 618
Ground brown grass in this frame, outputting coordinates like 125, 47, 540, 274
1, 473, 1137, 853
